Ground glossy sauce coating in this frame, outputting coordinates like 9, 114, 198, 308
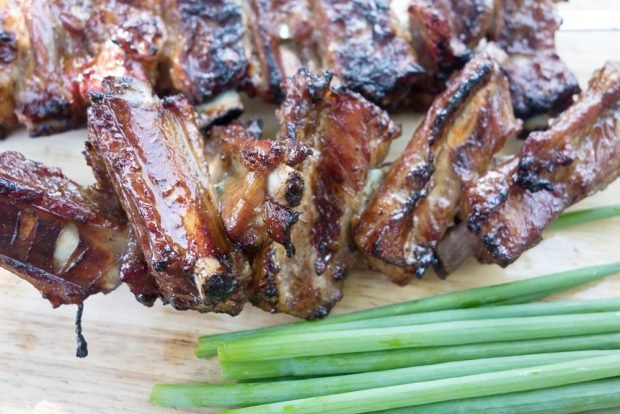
463, 61, 620, 266
88, 77, 250, 314
355, 55, 520, 284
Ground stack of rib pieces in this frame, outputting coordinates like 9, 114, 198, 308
0, 69, 399, 319
0, 0, 619, 323
0, 0, 578, 137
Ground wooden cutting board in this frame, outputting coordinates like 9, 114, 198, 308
1, 2, 620, 413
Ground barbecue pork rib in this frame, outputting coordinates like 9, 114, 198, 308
88, 77, 251, 314
206, 120, 310, 255
0, 0, 20, 138
242, 0, 320, 103
249, 69, 400, 318
461, 61, 620, 267
313, 0, 423, 109
354, 55, 521, 284
4, 0, 166, 136
0, 151, 127, 307
407, 0, 495, 76
490, 0, 580, 122
161, 0, 249, 104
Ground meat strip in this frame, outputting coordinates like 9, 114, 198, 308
250, 68, 400, 318
355, 54, 520, 284
462, 61, 620, 267
0, 151, 126, 307
88, 77, 251, 314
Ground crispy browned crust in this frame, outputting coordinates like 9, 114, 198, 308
463, 61, 620, 267
313, 0, 423, 108
0, 151, 127, 307
207, 121, 310, 254
250, 69, 400, 319
162, 0, 249, 104
490, 0, 580, 120
88, 77, 251, 314
354, 55, 521, 284
8, 0, 166, 136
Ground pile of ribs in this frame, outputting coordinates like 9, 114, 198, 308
0, 0, 619, 324
0, 0, 578, 138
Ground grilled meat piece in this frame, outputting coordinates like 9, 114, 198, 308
242, 0, 320, 102
84, 131, 162, 307
161, 0, 249, 104
0, 151, 126, 307
355, 55, 520, 284
462, 61, 620, 267
9, 0, 166, 136
407, 0, 495, 75
250, 69, 399, 318
313, 0, 423, 108
88, 77, 251, 314
490, 0, 580, 121
207, 121, 310, 254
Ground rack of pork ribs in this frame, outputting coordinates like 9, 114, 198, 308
1, 0, 619, 321
1, 0, 578, 138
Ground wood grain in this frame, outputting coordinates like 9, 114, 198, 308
1, 3, 620, 413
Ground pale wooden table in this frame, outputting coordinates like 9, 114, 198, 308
1, 2, 620, 413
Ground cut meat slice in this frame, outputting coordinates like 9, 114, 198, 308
250, 69, 400, 318
462, 61, 620, 267
0, 151, 127, 307
88, 77, 251, 314
354, 54, 521, 284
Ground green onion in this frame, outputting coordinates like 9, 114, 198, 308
220, 332, 620, 380
196, 262, 620, 358
550, 205, 620, 230
217, 312, 620, 362
373, 378, 620, 414
238, 298, 620, 337
150, 351, 616, 408
219, 355, 620, 414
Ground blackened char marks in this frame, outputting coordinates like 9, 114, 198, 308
165, 0, 248, 103
208, 122, 310, 255
461, 61, 620, 267
355, 55, 520, 283
313, 0, 423, 107
251, 68, 399, 319
490, 0, 580, 120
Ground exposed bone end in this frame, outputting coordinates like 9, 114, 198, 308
53, 223, 81, 274
193, 256, 244, 311
267, 165, 304, 207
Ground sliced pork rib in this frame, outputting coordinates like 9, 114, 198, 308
249, 69, 400, 318
87, 77, 251, 314
161, 0, 249, 104
206, 121, 310, 254
7, 0, 166, 136
490, 0, 580, 122
355, 54, 520, 284
461, 61, 620, 267
0, 151, 127, 307
313, 0, 423, 108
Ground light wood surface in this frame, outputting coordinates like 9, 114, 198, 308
1, 2, 620, 413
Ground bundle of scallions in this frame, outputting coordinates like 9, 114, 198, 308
150, 206, 620, 413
